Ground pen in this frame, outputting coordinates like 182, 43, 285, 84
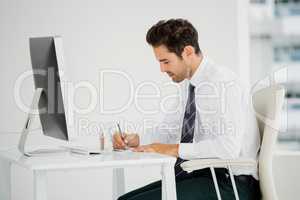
117, 123, 128, 148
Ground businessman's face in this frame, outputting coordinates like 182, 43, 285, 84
153, 45, 190, 83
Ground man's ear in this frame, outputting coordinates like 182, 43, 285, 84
182, 46, 195, 58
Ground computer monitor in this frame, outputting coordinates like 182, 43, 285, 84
18, 36, 74, 156
18, 36, 100, 156
29, 36, 69, 141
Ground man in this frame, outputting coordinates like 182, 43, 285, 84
114, 19, 261, 200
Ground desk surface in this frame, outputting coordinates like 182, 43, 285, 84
0, 148, 176, 171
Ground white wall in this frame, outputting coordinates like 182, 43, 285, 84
0, 0, 247, 199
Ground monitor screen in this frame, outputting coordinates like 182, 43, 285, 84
29, 36, 68, 141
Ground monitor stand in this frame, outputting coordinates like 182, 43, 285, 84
18, 88, 68, 157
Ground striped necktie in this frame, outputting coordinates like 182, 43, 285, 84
181, 84, 196, 143
175, 84, 196, 176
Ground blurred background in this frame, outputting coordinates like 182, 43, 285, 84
249, 1, 300, 197
249, 0, 300, 149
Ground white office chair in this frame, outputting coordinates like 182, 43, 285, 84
180, 85, 285, 200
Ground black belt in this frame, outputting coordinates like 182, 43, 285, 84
234, 174, 257, 184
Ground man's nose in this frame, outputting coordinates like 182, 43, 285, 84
160, 64, 166, 72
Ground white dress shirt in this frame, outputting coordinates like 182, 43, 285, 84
141, 56, 261, 179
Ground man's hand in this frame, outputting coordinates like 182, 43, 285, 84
133, 143, 179, 157
113, 133, 140, 150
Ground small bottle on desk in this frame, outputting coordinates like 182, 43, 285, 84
99, 132, 105, 151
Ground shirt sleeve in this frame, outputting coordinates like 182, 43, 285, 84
141, 98, 184, 145
141, 112, 182, 145
178, 81, 245, 160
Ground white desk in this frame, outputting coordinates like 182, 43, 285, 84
0, 148, 177, 200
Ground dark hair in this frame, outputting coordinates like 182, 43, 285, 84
146, 18, 201, 58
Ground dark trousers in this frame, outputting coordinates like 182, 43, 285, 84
118, 168, 261, 200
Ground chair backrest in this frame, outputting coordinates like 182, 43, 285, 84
252, 85, 285, 200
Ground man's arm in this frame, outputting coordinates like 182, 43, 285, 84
134, 82, 245, 159
133, 143, 179, 157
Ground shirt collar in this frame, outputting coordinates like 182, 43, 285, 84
189, 55, 208, 87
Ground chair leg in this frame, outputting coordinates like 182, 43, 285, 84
210, 167, 222, 200
227, 166, 240, 200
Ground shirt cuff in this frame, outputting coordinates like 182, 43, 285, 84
178, 143, 197, 160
